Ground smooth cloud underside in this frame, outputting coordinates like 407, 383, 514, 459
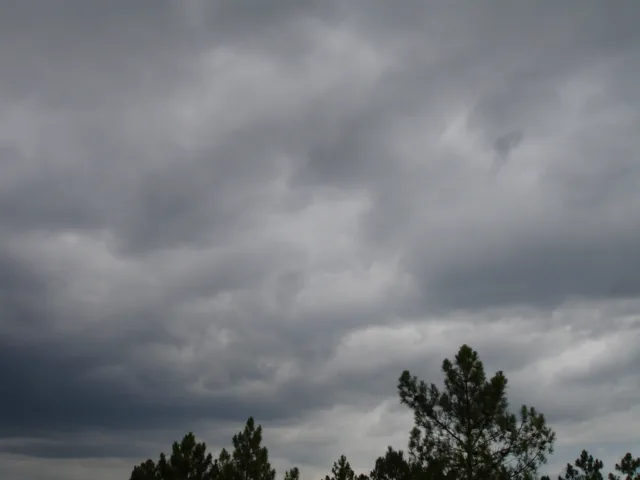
1, 1, 640, 479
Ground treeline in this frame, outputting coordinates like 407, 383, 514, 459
129, 345, 639, 480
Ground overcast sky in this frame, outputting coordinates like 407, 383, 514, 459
1, 1, 639, 479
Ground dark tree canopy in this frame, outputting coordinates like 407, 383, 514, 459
370, 447, 413, 480
130, 432, 215, 480
284, 467, 300, 480
609, 452, 640, 480
556, 449, 606, 480
230, 417, 276, 480
397, 344, 555, 480
129, 417, 281, 480
549, 450, 640, 480
126, 344, 638, 480
325, 455, 356, 480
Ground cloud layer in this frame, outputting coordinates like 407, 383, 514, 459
1, 1, 639, 479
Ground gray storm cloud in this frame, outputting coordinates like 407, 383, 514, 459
491, 130, 524, 175
1, 1, 640, 479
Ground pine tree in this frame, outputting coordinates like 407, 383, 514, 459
130, 459, 160, 480
557, 450, 605, 480
553, 451, 640, 480
325, 455, 355, 480
216, 446, 236, 480
397, 344, 555, 480
128, 418, 279, 480
129, 432, 215, 480
285, 467, 300, 480
370, 447, 414, 480
230, 417, 276, 480
608, 452, 640, 480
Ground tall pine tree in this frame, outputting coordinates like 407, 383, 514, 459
129, 432, 216, 480
230, 417, 276, 480
128, 417, 281, 480
325, 455, 356, 480
397, 344, 555, 480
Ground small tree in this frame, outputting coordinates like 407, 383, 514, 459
608, 452, 640, 480
215, 446, 236, 480
551, 451, 640, 480
397, 344, 555, 480
128, 417, 283, 480
370, 447, 414, 480
230, 417, 276, 480
285, 467, 301, 480
130, 459, 161, 480
325, 455, 356, 480
129, 432, 215, 480
556, 450, 606, 480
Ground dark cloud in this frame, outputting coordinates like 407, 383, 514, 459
491, 130, 523, 174
1, 1, 639, 479
406, 222, 640, 310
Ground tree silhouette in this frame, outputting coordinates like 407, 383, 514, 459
128, 418, 281, 480
397, 344, 555, 480
324, 454, 356, 480
129, 432, 215, 480
284, 467, 300, 480
557, 449, 606, 480
370, 447, 414, 480
126, 345, 639, 480
230, 417, 276, 480
551, 450, 640, 480
608, 452, 640, 480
